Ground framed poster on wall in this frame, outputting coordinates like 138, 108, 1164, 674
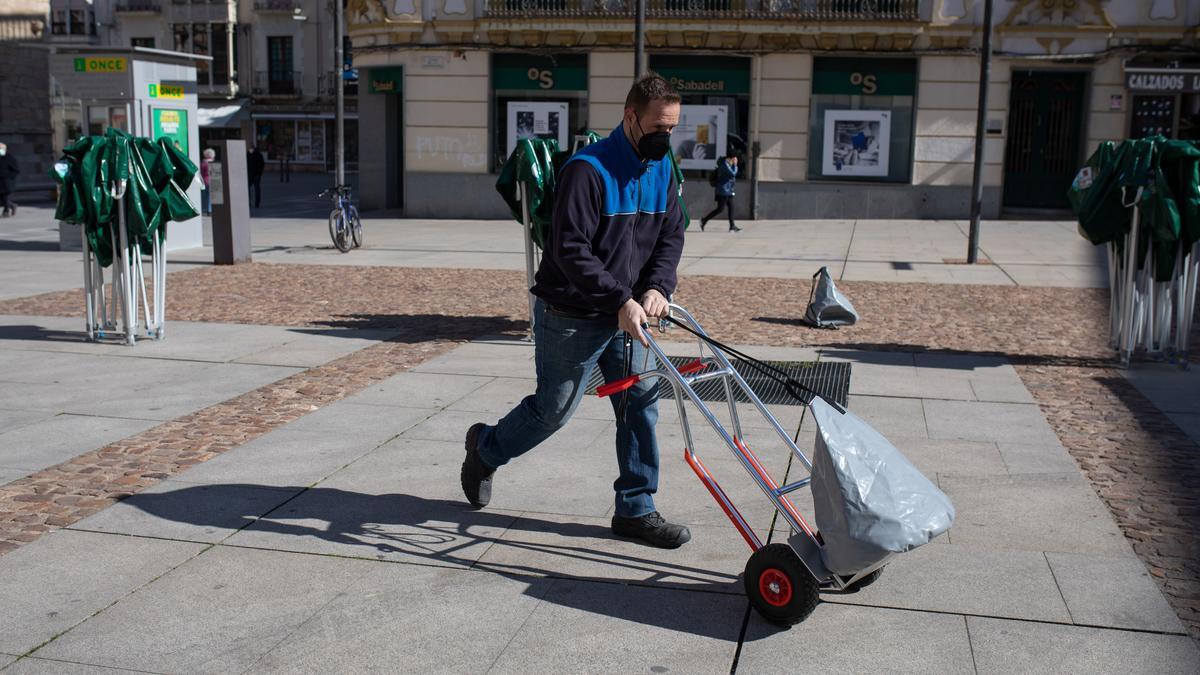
506, 101, 569, 157
670, 105, 728, 170
822, 110, 890, 178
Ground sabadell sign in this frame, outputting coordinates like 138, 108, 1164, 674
1125, 70, 1200, 94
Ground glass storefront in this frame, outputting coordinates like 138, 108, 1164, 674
491, 53, 588, 171
807, 57, 916, 183
650, 54, 751, 173
1124, 59, 1200, 140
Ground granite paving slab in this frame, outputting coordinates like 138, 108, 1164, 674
277, 401, 435, 438
489, 578, 743, 674
0, 414, 160, 475
995, 441, 1086, 475
0, 409, 53, 435
33, 546, 373, 674
250, 564, 549, 673
923, 399, 1061, 445
0, 656, 149, 674
967, 616, 1200, 674
1046, 551, 1185, 633
0, 530, 204, 655
345, 371, 493, 409
738, 603, 975, 673
66, 481, 303, 544
938, 473, 1133, 556
173, 429, 385, 488
222, 482, 518, 568
826, 544, 1071, 623
474, 512, 744, 593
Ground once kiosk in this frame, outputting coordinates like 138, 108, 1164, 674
50, 46, 207, 252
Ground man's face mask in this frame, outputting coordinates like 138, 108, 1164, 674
0, 148, 6, 157
634, 117, 671, 162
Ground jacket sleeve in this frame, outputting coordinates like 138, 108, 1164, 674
635, 172, 685, 299
550, 161, 633, 312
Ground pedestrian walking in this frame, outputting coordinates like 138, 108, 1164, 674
461, 74, 692, 549
247, 145, 265, 209
700, 151, 741, 232
200, 148, 215, 215
0, 142, 20, 218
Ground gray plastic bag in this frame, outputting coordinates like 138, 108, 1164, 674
804, 266, 858, 328
809, 397, 955, 576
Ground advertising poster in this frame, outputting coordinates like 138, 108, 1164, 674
822, 109, 890, 178
670, 105, 728, 170
152, 108, 189, 158
506, 101, 569, 157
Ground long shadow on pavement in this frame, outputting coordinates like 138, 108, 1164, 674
118, 483, 775, 642
290, 314, 529, 342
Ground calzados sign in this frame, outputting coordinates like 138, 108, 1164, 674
1125, 71, 1200, 94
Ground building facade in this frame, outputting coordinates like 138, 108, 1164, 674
348, 0, 1200, 219
31, 0, 357, 178
1, 1, 53, 196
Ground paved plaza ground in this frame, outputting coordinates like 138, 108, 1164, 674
0, 195, 1197, 673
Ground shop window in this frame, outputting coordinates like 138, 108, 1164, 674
808, 57, 916, 183
255, 120, 296, 162
131, 37, 155, 49
650, 54, 751, 175
491, 53, 588, 172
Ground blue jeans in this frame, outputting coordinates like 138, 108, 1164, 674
477, 298, 661, 518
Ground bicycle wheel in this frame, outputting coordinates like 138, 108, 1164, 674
328, 209, 351, 253
350, 206, 363, 248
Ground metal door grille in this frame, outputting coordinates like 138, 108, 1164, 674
585, 357, 851, 407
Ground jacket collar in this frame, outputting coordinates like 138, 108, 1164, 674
610, 124, 657, 174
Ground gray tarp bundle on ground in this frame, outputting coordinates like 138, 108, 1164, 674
804, 266, 859, 328
809, 397, 955, 576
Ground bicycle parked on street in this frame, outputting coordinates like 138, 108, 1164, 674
319, 184, 362, 252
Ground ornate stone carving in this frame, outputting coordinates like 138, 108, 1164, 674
1001, 0, 1113, 29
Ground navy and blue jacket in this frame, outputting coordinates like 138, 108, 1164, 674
531, 125, 686, 314
714, 158, 737, 198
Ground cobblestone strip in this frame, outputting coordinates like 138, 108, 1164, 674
1017, 363, 1200, 641
0, 338, 456, 556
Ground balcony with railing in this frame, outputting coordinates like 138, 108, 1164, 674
482, 0, 921, 20
254, 70, 303, 97
114, 1, 163, 13
254, 0, 302, 12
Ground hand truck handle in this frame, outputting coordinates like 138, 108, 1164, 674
595, 359, 705, 398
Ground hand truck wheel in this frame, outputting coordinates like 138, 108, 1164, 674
744, 543, 819, 627
839, 567, 884, 593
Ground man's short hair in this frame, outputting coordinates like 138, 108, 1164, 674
624, 73, 682, 114
725, 149, 738, 158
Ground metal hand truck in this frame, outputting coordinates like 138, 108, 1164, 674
597, 304, 884, 626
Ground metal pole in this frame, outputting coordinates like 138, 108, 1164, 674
634, 0, 646, 78
334, 0, 345, 187
967, 0, 994, 264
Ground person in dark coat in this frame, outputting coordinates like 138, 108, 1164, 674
0, 142, 19, 217
700, 150, 741, 232
247, 145, 265, 208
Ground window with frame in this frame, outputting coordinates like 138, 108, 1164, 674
807, 57, 917, 183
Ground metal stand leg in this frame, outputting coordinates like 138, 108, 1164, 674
519, 183, 537, 342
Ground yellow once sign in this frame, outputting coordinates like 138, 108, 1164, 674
73, 57, 128, 73
149, 83, 185, 99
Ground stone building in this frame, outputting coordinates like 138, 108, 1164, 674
36, 0, 356, 174
347, 0, 1200, 219
0, 0, 53, 198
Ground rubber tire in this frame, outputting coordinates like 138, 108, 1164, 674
350, 208, 363, 248
839, 567, 884, 593
744, 543, 820, 627
329, 209, 351, 253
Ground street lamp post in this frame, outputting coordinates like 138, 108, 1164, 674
334, 0, 345, 188
967, 0, 995, 264
634, 0, 645, 79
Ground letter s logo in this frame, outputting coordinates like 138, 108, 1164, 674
862, 74, 877, 94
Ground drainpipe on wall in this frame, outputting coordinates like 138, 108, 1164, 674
750, 54, 762, 221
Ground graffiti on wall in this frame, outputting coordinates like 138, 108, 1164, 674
414, 134, 487, 170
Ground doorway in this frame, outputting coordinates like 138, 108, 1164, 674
1002, 71, 1087, 210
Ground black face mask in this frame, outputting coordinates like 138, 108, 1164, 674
634, 117, 671, 162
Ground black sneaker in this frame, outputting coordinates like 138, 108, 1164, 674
460, 423, 495, 509
699, 218, 707, 231
729, 225, 742, 232
611, 511, 692, 549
